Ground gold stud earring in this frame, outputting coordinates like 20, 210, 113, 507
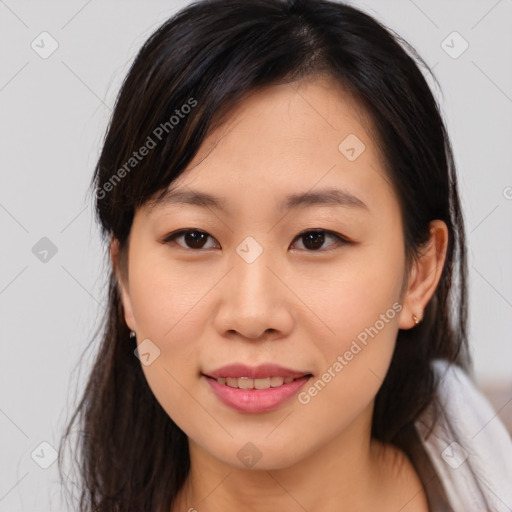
412, 314, 420, 325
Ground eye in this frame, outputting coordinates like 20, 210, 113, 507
163, 229, 349, 252
163, 229, 219, 250
291, 229, 348, 252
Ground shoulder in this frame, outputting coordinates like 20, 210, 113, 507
414, 359, 512, 511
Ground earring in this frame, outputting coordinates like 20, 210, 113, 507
129, 330, 136, 339
412, 313, 421, 325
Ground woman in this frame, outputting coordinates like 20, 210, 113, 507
59, 0, 512, 510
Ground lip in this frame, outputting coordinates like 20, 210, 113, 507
203, 364, 313, 413
205, 363, 310, 380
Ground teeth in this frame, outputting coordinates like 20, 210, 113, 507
270, 376, 284, 387
216, 376, 302, 389
255, 377, 270, 389
238, 378, 254, 390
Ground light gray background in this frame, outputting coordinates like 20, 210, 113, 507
1, 1, 511, 510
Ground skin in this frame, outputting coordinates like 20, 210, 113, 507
111, 75, 448, 512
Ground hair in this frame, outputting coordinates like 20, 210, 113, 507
58, 0, 470, 510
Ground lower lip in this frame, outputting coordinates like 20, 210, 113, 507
204, 375, 312, 413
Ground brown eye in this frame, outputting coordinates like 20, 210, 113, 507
292, 230, 348, 252
163, 229, 349, 252
164, 230, 219, 250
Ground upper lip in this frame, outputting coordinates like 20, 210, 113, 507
204, 363, 312, 380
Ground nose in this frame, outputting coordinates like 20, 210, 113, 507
213, 247, 294, 341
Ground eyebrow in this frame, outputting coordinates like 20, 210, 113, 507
150, 186, 369, 213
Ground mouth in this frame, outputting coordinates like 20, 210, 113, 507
204, 375, 313, 390
202, 363, 313, 413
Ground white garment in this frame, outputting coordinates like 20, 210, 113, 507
415, 360, 512, 511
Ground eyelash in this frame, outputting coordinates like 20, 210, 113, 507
162, 229, 351, 253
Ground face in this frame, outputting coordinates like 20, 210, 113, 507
116, 76, 415, 470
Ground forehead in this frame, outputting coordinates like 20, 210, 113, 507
187, 75, 379, 164
148, 76, 396, 216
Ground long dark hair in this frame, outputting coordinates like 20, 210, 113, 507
58, 0, 469, 510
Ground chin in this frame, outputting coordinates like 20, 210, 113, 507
205, 439, 308, 471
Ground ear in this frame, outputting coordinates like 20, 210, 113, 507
110, 236, 137, 332
398, 220, 449, 330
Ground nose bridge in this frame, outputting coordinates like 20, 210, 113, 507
232, 236, 278, 309
214, 234, 293, 339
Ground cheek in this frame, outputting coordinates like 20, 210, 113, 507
289, 266, 402, 453
125, 244, 222, 428
129, 265, 207, 377
294, 231, 404, 408
301, 240, 404, 357
127, 245, 210, 340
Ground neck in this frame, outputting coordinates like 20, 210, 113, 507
171, 412, 426, 511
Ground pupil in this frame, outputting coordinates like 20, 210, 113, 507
185, 231, 206, 249
304, 231, 324, 250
